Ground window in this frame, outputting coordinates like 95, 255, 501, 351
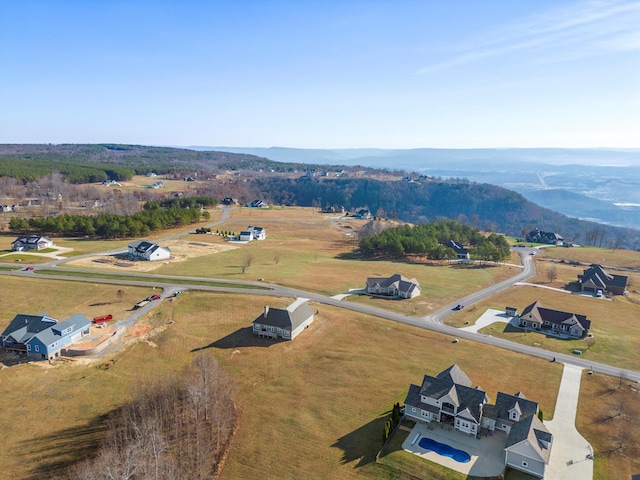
522, 461, 528, 468
412, 407, 416, 413
421, 410, 428, 418
35, 345, 39, 352
510, 411, 518, 420
522, 320, 527, 326
27, 345, 31, 351
532, 323, 537, 328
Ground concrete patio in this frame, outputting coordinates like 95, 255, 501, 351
402, 421, 507, 477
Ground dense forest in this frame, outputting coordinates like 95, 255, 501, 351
2, 144, 639, 249
358, 219, 511, 262
9, 201, 210, 238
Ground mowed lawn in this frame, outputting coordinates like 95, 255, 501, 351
152, 207, 518, 313
538, 245, 640, 270
445, 284, 640, 371
0, 276, 158, 323
0, 290, 563, 480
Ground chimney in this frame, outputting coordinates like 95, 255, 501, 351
264, 305, 269, 318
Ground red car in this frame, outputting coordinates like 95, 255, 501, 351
148, 294, 161, 301
23, 267, 35, 271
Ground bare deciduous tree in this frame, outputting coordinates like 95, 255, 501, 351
546, 265, 558, 283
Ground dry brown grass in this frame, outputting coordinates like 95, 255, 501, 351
0, 290, 563, 480
445, 285, 640, 370
577, 371, 640, 479
539, 245, 640, 269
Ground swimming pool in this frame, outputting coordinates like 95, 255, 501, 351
418, 437, 471, 463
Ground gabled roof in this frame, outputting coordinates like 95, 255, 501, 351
1, 314, 57, 343
253, 303, 314, 330
580, 264, 627, 290
366, 274, 420, 294
30, 314, 91, 346
445, 240, 468, 255
12, 235, 52, 245
505, 414, 553, 464
521, 301, 591, 331
128, 240, 156, 252
418, 365, 487, 423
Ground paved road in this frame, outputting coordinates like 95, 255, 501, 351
3, 236, 639, 383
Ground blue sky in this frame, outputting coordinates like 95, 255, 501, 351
1, 0, 638, 148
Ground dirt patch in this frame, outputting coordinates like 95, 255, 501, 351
65, 239, 238, 272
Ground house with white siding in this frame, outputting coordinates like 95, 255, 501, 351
128, 240, 171, 261
365, 274, 420, 299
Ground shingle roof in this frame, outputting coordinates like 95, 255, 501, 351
1, 314, 57, 343
580, 264, 627, 290
521, 301, 591, 331
31, 314, 91, 346
253, 303, 314, 330
366, 274, 420, 295
505, 414, 553, 463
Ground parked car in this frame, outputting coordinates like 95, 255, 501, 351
573, 349, 583, 355
23, 266, 35, 271
148, 294, 161, 301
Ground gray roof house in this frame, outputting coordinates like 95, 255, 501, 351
519, 301, 591, 339
404, 365, 552, 478
444, 240, 470, 259
128, 240, 171, 261
365, 274, 420, 299
252, 301, 314, 340
525, 228, 564, 245
11, 235, 54, 251
1, 313, 91, 361
578, 264, 628, 296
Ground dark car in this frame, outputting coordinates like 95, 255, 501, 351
453, 304, 464, 310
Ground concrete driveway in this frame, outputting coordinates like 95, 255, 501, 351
459, 308, 511, 333
544, 364, 593, 480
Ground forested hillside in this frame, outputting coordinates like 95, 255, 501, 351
2, 144, 639, 249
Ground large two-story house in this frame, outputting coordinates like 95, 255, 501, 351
252, 301, 314, 341
1, 313, 91, 361
127, 240, 171, 261
525, 229, 564, 245
404, 365, 552, 478
578, 264, 627, 296
518, 301, 591, 339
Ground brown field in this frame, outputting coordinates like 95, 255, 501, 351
577, 371, 640, 479
0, 276, 159, 326
539, 245, 640, 269
445, 284, 640, 370
0, 290, 564, 480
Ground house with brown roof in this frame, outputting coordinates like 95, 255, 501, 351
578, 264, 627, 296
365, 273, 420, 299
518, 301, 590, 339
404, 365, 552, 478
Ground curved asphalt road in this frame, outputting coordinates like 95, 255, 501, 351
3, 235, 639, 382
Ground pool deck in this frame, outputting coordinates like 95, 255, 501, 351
402, 422, 507, 477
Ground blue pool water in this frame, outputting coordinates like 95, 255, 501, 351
418, 437, 471, 463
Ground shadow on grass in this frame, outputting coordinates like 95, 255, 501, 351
331, 414, 388, 468
20, 413, 110, 478
192, 327, 282, 350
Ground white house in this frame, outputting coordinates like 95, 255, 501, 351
239, 230, 254, 242
247, 226, 266, 240
11, 235, 54, 251
128, 240, 171, 261
365, 274, 420, 299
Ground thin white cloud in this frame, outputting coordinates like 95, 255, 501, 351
416, 0, 640, 74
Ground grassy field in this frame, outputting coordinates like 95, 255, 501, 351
0, 276, 160, 325
0, 289, 564, 480
539, 245, 640, 269
148, 208, 518, 312
445, 284, 640, 371
577, 371, 640, 479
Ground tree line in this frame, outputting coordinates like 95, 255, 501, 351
358, 219, 511, 262
69, 354, 236, 480
9, 202, 210, 238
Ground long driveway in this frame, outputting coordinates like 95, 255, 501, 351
544, 364, 594, 479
